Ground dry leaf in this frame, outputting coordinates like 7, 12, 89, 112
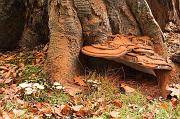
0, 66, 8, 71
5, 55, 16, 61
65, 85, 82, 96
16, 98, 25, 105
4, 70, 11, 79
72, 105, 84, 112
74, 76, 87, 86
110, 111, 120, 118
121, 84, 135, 93
2, 111, 11, 119
161, 103, 168, 110
171, 97, 178, 107
4, 78, 13, 84
13, 109, 25, 117
76, 108, 89, 117
113, 99, 122, 108
53, 107, 62, 116
61, 105, 71, 116
0, 80, 4, 84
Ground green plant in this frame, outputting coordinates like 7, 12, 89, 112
4, 100, 19, 111
48, 90, 70, 106
20, 65, 51, 88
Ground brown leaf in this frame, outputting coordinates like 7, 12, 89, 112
16, 98, 25, 105
146, 96, 153, 100
65, 85, 83, 96
4, 78, 13, 84
4, 70, 11, 79
76, 108, 89, 117
0, 80, 4, 84
53, 107, 62, 116
74, 76, 87, 86
5, 55, 16, 61
121, 84, 135, 93
2, 111, 11, 119
0, 66, 8, 71
112, 99, 122, 108
13, 109, 25, 117
171, 97, 178, 108
39, 107, 52, 116
61, 105, 71, 116
72, 105, 84, 112
0, 88, 5, 94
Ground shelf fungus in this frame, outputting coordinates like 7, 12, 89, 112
82, 35, 172, 76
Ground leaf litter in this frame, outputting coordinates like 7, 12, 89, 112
0, 46, 179, 118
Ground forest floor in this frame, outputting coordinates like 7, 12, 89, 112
0, 33, 180, 119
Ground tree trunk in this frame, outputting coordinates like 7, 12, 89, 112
47, 0, 83, 84
147, 0, 180, 32
46, 0, 167, 86
0, 0, 25, 50
19, 0, 49, 48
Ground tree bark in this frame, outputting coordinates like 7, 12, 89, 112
147, 0, 180, 32
46, 0, 168, 85
47, 0, 83, 84
20, 0, 49, 48
0, 0, 25, 50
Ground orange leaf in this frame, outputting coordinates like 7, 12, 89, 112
76, 108, 89, 117
53, 107, 62, 116
74, 76, 87, 86
0, 66, 8, 71
4, 70, 11, 79
4, 78, 13, 84
171, 97, 178, 108
113, 99, 122, 108
61, 105, 71, 116
16, 98, 25, 105
161, 103, 168, 110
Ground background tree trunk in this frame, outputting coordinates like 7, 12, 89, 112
0, 0, 25, 50
19, 0, 49, 48
147, 0, 180, 32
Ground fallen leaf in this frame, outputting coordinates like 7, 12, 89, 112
146, 96, 153, 100
72, 105, 84, 112
0, 88, 4, 94
65, 85, 83, 96
112, 99, 122, 108
4, 70, 11, 79
171, 97, 178, 107
0, 66, 8, 71
4, 78, 13, 84
76, 108, 89, 117
110, 111, 120, 118
13, 109, 25, 117
53, 107, 62, 116
5, 55, 16, 61
16, 98, 25, 105
121, 84, 135, 93
61, 105, 71, 116
161, 103, 168, 110
74, 76, 87, 86
2, 111, 11, 119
